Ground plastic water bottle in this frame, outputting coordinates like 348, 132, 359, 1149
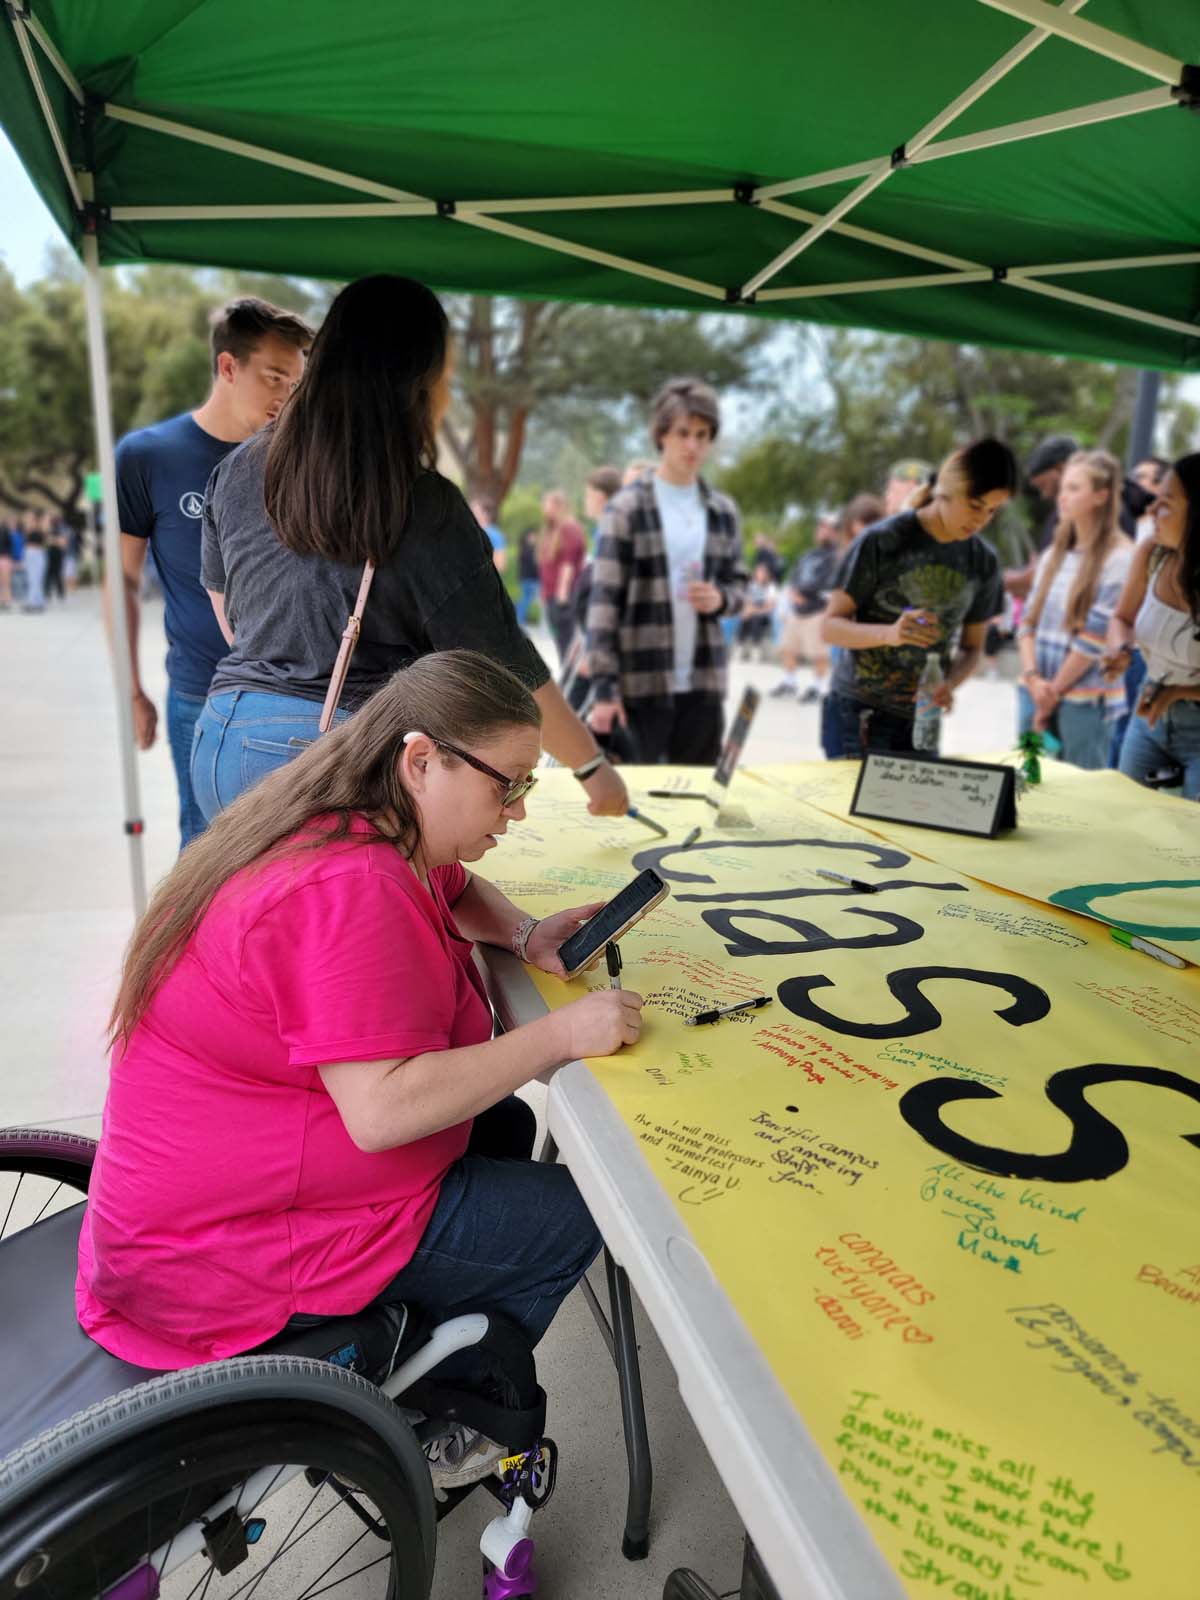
912, 652, 943, 753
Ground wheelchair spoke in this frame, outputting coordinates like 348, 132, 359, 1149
292, 1522, 374, 1598
233, 1483, 331, 1600
0, 1170, 24, 1239
300, 1551, 392, 1600
31, 1179, 66, 1227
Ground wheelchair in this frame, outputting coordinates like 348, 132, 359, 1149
0, 1128, 559, 1600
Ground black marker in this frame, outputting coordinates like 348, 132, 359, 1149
647, 790, 709, 801
681, 825, 702, 848
815, 868, 878, 893
627, 806, 669, 839
605, 942, 623, 990
686, 996, 772, 1026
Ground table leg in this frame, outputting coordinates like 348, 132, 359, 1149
605, 1247, 653, 1560
662, 1536, 782, 1600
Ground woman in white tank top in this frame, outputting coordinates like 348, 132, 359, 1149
1104, 454, 1200, 799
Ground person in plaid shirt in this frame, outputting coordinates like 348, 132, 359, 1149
584, 378, 747, 765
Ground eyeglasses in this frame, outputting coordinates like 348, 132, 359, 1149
434, 739, 538, 809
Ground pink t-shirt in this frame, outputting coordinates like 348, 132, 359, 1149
76, 818, 491, 1369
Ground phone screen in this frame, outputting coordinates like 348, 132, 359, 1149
558, 869, 667, 974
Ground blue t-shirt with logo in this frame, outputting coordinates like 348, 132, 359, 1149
115, 413, 237, 696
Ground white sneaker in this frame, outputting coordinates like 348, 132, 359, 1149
424, 1425, 509, 1499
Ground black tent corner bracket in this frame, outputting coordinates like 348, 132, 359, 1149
890, 144, 909, 169
436, 198, 457, 218
724, 288, 757, 306
1171, 64, 1200, 112
992, 266, 1009, 284
78, 201, 111, 234
3, 1, 32, 20
733, 183, 758, 206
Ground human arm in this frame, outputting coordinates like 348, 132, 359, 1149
689, 502, 747, 617
207, 587, 235, 647
533, 679, 629, 815
820, 589, 941, 650
584, 498, 631, 726
1102, 538, 1152, 677
450, 872, 605, 978
104, 533, 156, 749
928, 621, 988, 711
1142, 682, 1200, 729
317, 988, 642, 1152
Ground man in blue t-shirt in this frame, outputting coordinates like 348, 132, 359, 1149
116, 297, 312, 848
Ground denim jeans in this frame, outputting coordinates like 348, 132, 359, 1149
1118, 701, 1200, 800
1017, 686, 1111, 770
166, 685, 209, 850
191, 688, 349, 823
1108, 649, 1147, 768
22, 546, 47, 610
832, 693, 917, 758
367, 1096, 601, 1372
516, 578, 540, 628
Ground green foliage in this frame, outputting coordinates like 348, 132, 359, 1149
498, 484, 543, 542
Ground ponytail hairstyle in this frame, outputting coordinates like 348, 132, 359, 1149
1170, 452, 1200, 627
1024, 449, 1126, 636
909, 437, 1019, 513
108, 651, 540, 1046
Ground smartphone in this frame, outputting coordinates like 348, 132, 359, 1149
558, 869, 670, 979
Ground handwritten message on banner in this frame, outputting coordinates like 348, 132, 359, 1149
474, 768, 1200, 1599
761, 760, 1200, 963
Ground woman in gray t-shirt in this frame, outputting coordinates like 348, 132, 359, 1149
192, 275, 625, 824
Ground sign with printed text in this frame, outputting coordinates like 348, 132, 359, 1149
475, 766, 1199, 1599
851, 753, 1017, 838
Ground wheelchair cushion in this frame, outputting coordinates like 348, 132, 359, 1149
0, 1203, 162, 1462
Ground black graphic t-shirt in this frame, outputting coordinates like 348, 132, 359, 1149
830, 511, 1002, 715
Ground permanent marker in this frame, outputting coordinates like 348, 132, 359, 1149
627, 807, 669, 839
1110, 928, 1186, 970
647, 790, 709, 800
606, 942, 624, 990
681, 825, 702, 848
814, 868, 878, 893
686, 996, 773, 1026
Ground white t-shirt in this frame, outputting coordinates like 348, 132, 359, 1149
653, 475, 707, 693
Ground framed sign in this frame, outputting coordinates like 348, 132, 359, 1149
850, 752, 1017, 838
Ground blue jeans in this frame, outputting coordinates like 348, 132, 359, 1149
166, 685, 209, 850
191, 688, 348, 823
369, 1097, 601, 1367
832, 693, 916, 758
516, 578, 540, 628
1118, 701, 1200, 800
1017, 686, 1111, 770
22, 546, 46, 610
1108, 649, 1147, 768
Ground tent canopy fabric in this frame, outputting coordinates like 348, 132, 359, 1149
2, 1, 1199, 368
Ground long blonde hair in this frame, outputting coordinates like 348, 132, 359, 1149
109, 651, 540, 1047
1024, 449, 1127, 635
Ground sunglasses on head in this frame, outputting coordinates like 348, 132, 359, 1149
405, 732, 538, 809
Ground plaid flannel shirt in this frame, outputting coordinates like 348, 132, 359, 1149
1019, 544, 1133, 721
585, 473, 747, 704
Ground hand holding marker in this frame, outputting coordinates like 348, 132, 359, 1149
626, 806, 668, 839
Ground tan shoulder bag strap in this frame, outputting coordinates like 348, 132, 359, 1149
319, 561, 376, 734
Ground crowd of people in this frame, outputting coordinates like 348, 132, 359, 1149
48, 272, 1200, 1505
0, 508, 81, 611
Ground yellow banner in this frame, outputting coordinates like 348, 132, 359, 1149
475, 768, 1200, 1600
752, 760, 1200, 965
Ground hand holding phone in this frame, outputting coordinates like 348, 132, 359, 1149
557, 869, 669, 978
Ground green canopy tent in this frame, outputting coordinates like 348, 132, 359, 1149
2, 0, 1198, 910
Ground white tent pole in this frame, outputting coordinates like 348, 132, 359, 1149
112, 202, 436, 221
453, 210, 728, 301
81, 216, 148, 919
976, 0, 1182, 83
1016, 252, 1200, 278
10, 13, 82, 212
757, 0, 1090, 200
741, 0, 1090, 295
1006, 276, 1199, 341
759, 198, 978, 271
103, 104, 429, 204
24, 11, 84, 103
758, 269, 993, 302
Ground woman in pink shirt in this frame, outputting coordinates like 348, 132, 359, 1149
78, 649, 642, 1491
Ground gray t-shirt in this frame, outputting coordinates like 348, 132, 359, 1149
830, 510, 1002, 715
201, 436, 549, 710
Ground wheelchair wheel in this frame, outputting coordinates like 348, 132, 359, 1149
0, 1128, 95, 1242
0, 1355, 436, 1600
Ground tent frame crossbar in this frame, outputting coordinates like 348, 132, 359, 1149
976, 0, 1183, 84
9, 10, 81, 211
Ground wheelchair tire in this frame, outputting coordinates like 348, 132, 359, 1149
0, 1354, 436, 1600
0, 1127, 97, 1187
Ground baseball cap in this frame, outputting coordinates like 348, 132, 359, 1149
1025, 435, 1079, 480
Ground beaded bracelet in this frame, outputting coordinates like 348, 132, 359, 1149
511, 915, 539, 964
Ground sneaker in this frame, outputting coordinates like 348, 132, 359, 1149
424, 1424, 509, 1499
768, 681, 797, 699
799, 686, 820, 704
